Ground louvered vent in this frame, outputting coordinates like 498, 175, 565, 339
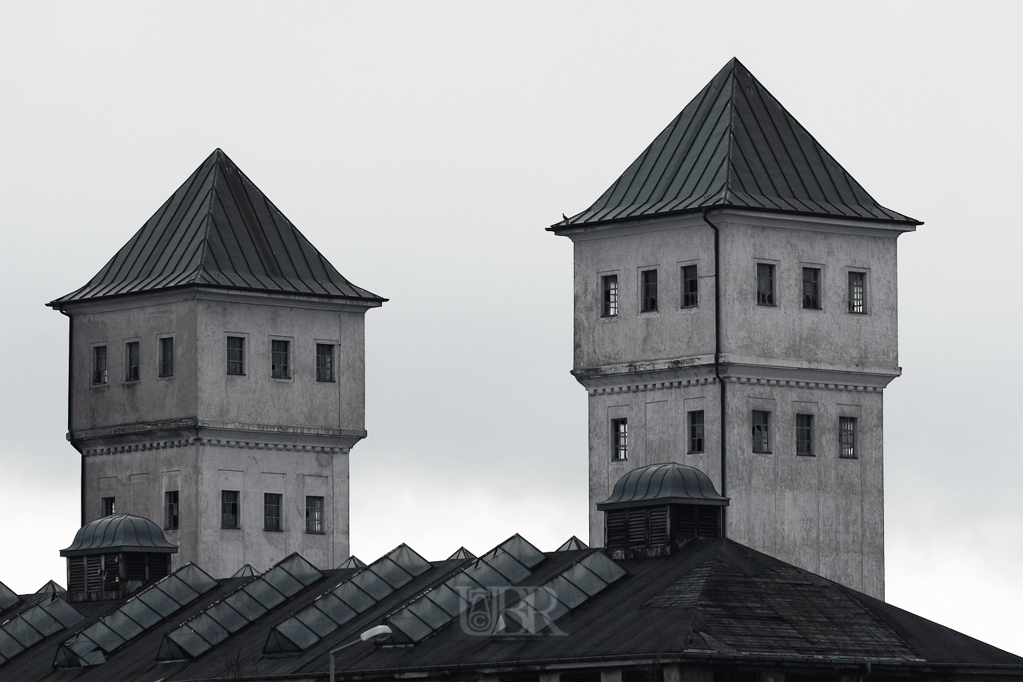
68, 557, 86, 593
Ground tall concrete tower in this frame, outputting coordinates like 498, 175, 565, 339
550, 59, 919, 598
48, 149, 384, 577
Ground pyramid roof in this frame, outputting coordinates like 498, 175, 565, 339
553, 58, 919, 229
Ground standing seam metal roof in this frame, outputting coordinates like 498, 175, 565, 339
552, 58, 919, 229
49, 149, 385, 306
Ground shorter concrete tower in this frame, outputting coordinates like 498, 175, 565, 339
49, 150, 384, 577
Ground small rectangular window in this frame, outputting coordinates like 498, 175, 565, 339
802, 267, 821, 309
221, 490, 240, 529
688, 410, 705, 453
306, 496, 325, 534
159, 337, 174, 377
848, 272, 866, 314
640, 270, 658, 312
840, 417, 858, 458
757, 264, 775, 306
227, 336, 245, 375
93, 346, 108, 385
271, 340, 290, 379
611, 418, 629, 461
264, 493, 282, 532
125, 341, 140, 381
316, 344, 335, 382
681, 265, 698, 308
601, 274, 618, 317
164, 491, 179, 530
796, 414, 814, 456
752, 410, 771, 453
101, 497, 115, 516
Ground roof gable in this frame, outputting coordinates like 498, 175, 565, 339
554, 58, 919, 228
50, 149, 384, 306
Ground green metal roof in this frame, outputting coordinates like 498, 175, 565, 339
49, 149, 385, 307
552, 58, 919, 229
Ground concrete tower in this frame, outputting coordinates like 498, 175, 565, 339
550, 60, 919, 598
48, 150, 384, 577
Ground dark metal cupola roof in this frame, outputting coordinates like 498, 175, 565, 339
597, 462, 729, 510
48, 149, 386, 307
551, 58, 920, 230
59, 514, 178, 557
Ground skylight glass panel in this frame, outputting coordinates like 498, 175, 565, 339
0, 580, 21, 612
0, 595, 83, 665
262, 544, 431, 655
158, 553, 322, 660
54, 562, 217, 668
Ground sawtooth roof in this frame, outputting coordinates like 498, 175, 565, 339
552, 58, 920, 229
49, 149, 384, 307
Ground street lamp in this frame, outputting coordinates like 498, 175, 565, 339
329, 624, 392, 682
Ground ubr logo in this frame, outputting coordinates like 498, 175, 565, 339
457, 586, 568, 637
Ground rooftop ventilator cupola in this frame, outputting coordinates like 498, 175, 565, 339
60, 514, 177, 602
597, 463, 729, 559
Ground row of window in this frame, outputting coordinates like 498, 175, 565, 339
90, 337, 337, 385
610, 412, 857, 460
99, 491, 326, 534
599, 265, 867, 316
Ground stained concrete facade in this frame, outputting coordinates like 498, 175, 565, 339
60, 287, 375, 577
561, 209, 912, 598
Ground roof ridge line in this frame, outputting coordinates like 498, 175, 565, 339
722, 60, 739, 204
189, 160, 223, 285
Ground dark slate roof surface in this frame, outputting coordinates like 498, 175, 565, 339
59, 514, 177, 557
598, 462, 729, 510
552, 59, 920, 230
49, 149, 385, 306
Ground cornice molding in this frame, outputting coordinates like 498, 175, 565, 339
588, 375, 884, 396
80, 436, 348, 458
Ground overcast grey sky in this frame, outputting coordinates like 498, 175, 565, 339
2, 0, 1021, 655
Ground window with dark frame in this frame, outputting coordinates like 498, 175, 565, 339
227, 336, 245, 375
221, 490, 240, 529
271, 339, 290, 379
316, 344, 335, 382
306, 496, 325, 534
796, 414, 814, 456
126, 341, 140, 381
752, 410, 770, 453
264, 493, 282, 532
611, 418, 629, 461
757, 263, 775, 306
640, 269, 658, 312
92, 346, 107, 385
101, 497, 115, 516
164, 491, 179, 530
840, 417, 858, 458
848, 271, 866, 314
159, 337, 174, 377
802, 267, 821, 309
601, 274, 618, 317
688, 410, 705, 453
681, 264, 698, 308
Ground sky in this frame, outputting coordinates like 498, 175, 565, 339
1, 0, 1021, 655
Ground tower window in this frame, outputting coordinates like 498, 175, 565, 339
101, 496, 115, 516
757, 263, 775, 306
848, 271, 866, 314
227, 336, 245, 375
611, 418, 629, 461
264, 493, 282, 531
796, 414, 814, 456
681, 265, 698, 308
164, 491, 179, 530
159, 337, 174, 377
802, 267, 821, 309
316, 344, 335, 382
601, 274, 618, 317
92, 346, 108, 385
125, 341, 140, 381
271, 340, 290, 379
640, 269, 658, 312
688, 410, 705, 453
840, 417, 858, 458
221, 490, 240, 529
306, 496, 325, 534
752, 410, 771, 453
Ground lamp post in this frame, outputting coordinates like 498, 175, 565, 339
329, 624, 392, 682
